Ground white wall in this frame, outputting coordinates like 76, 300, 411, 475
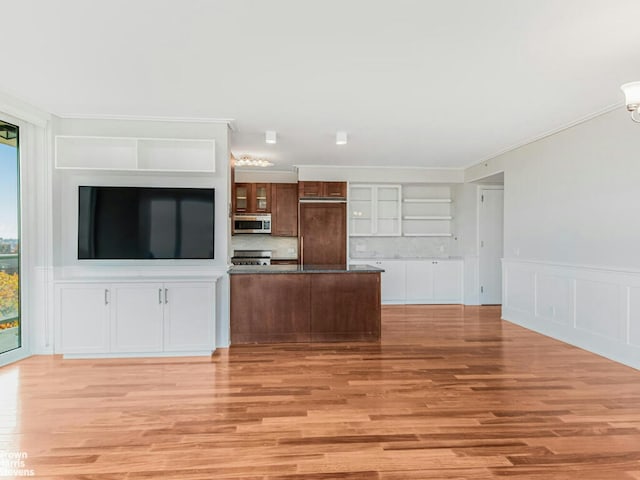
50, 117, 232, 348
494, 107, 640, 369
235, 169, 297, 183
298, 165, 463, 183
502, 109, 640, 268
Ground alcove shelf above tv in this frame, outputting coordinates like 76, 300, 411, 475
55, 135, 216, 173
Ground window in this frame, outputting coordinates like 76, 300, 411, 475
0, 120, 20, 355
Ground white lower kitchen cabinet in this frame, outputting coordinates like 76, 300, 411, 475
405, 261, 435, 302
352, 260, 406, 303
56, 284, 110, 354
54, 278, 218, 357
432, 260, 463, 301
350, 258, 463, 304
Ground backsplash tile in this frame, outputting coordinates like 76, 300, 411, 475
349, 236, 457, 259
231, 235, 298, 259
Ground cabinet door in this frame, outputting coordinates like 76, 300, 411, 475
272, 183, 298, 236
163, 282, 215, 352
111, 283, 164, 353
57, 285, 110, 354
234, 183, 252, 213
405, 261, 434, 302
433, 261, 463, 302
298, 181, 323, 198
323, 182, 347, 198
254, 183, 271, 213
299, 203, 346, 266
349, 185, 374, 236
377, 260, 407, 302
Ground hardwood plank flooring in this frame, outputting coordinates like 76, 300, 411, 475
2, 305, 640, 478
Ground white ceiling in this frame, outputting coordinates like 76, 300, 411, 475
3, 0, 640, 170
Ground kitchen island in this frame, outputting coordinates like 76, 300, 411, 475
229, 264, 383, 344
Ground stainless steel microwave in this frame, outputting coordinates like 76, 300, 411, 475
233, 214, 271, 234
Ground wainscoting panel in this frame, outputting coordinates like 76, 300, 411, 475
504, 265, 535, 313
575, 279, 623, 341
502, 259, 640, 370
628, 287, 640, 347
535, 273, 573, 326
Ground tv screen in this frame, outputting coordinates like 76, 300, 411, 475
78, 186, 215, 259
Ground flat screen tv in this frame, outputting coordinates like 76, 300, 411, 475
78, 186, 215, 260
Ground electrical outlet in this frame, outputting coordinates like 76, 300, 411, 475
287, 247, 295, 254
439, 245, 445, 252
355, 244, 366, 252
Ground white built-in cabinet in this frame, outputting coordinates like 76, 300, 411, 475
349, 184, 455, 237
57, 284, 111, 354
405, 260, 463, 302
55, 278, 217, 357
55, 135, 216, 173
365, 260, 407, 302
111, 283, 165, 353
349, 184, 402, 236
350, 259, 463, 304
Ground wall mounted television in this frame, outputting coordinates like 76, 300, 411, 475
78, 186, 215, 260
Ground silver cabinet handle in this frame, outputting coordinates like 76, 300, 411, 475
158, 288, 162, 304
104, 289, 109, 305
300, 236, 304, 266
165, 288, 168, 304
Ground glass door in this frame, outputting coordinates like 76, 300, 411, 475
0, 120, 20, 355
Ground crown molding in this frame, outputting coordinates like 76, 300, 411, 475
0, 91, 51, 127
464, 102, 624, 171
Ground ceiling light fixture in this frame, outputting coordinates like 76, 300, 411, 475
235, 155, 274, 168
336, 131, 348, 145
621, 82, 640, 123
265, 131, 277, 144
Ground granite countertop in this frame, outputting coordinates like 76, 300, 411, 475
228, 264, 384, 274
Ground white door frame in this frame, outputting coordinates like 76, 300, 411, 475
0, 112, 28, 366
476, 185, 504, 305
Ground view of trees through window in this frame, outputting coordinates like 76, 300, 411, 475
0, 120, 20, 355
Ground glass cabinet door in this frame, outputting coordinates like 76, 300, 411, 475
0, 120, 20, 356
349, 185, 374, 235
235, 184, 249, 212
255, 184, 269, 212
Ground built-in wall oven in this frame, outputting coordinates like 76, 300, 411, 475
233, 214, 271, 234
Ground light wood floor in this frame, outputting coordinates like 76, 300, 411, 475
3, 305, 640, 479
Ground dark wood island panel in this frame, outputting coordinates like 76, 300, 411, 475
230, 268, 381, 344
230, 274, 311, 343
310, 273, 381, 342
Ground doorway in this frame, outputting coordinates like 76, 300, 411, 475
478, 186, 504, 305
0, 120, 20, 356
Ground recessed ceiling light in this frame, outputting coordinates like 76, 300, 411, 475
265, 131, 277, 144
336, 131, 348, 145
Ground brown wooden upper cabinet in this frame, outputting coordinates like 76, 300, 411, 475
233, 183, 271, 213
298, 181, 347, 199
271, 183, 298, 237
